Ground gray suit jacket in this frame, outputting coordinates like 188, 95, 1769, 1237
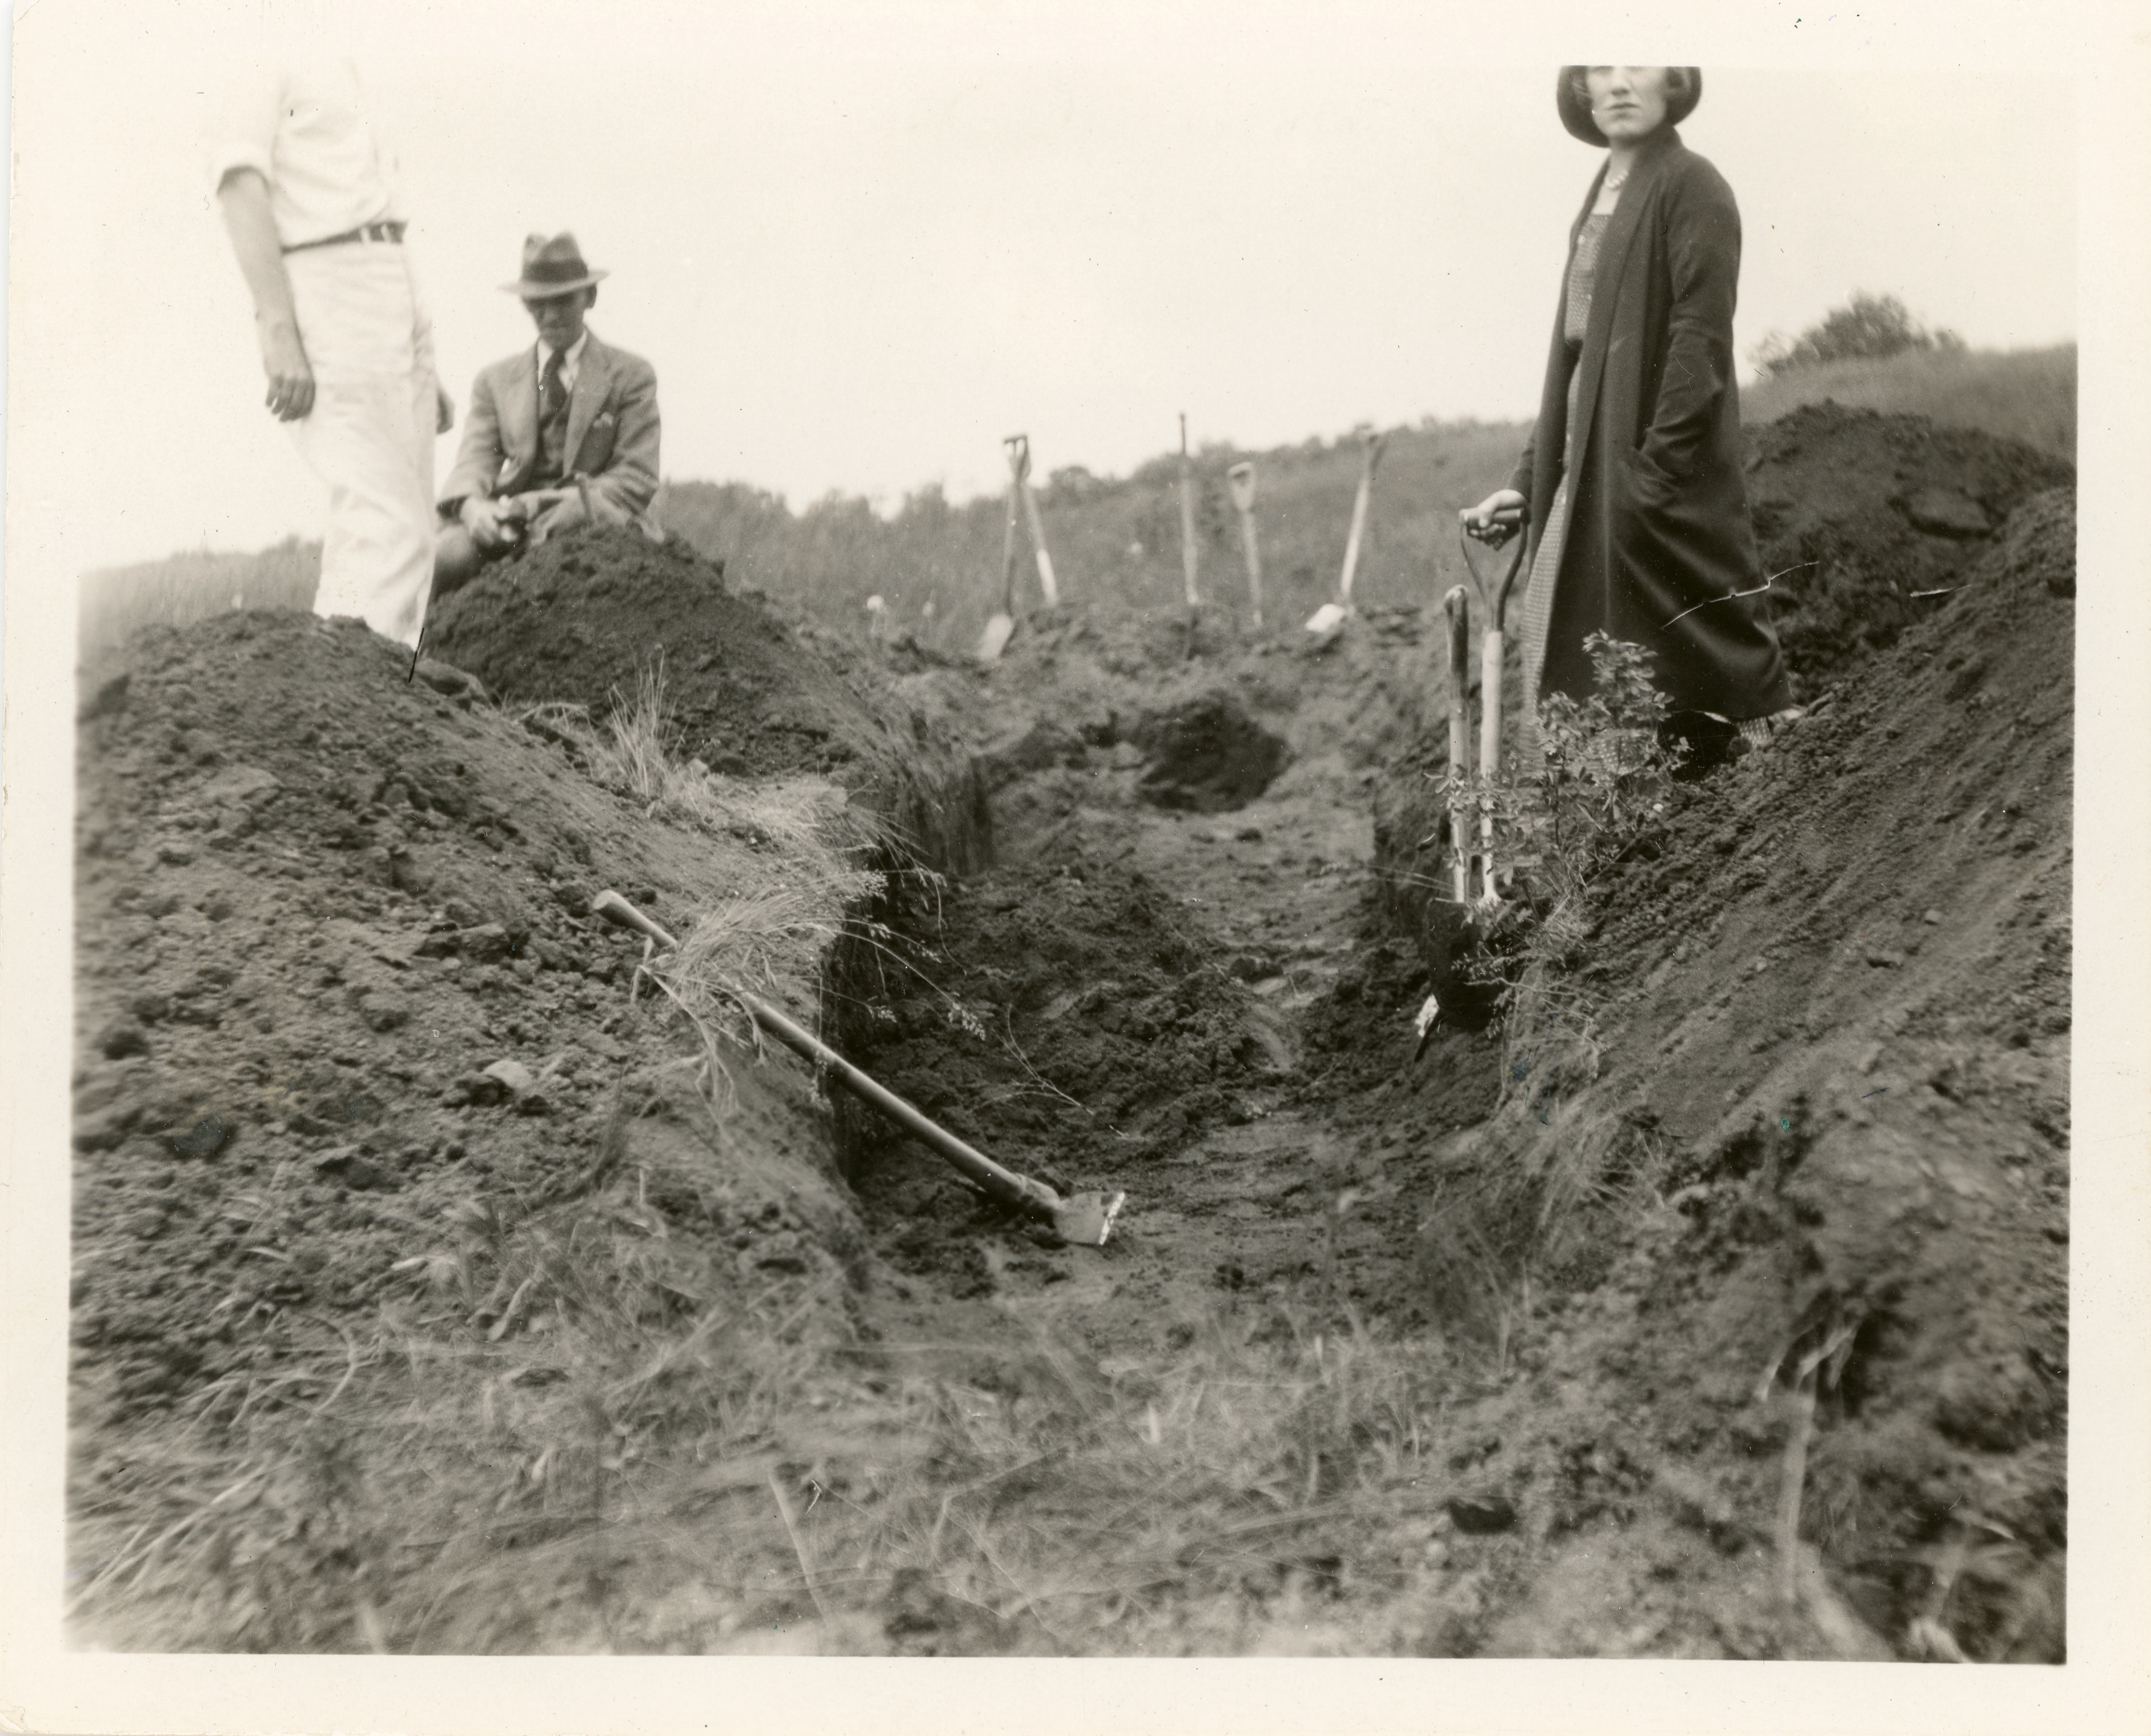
439, 330, 660, 520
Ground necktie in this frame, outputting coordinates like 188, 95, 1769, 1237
537, 349, 569, 483
540, 348, 568, 422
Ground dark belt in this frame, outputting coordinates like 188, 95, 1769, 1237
282, 220, 407, 255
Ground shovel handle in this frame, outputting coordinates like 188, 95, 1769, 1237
734, 990, 1061, 1219
588, 890, 1064, 1221
1443, 586, 1472, 904
1016, 470, 1060, 607
1458, 527, 1527, 627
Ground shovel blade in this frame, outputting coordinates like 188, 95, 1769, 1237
978, 612, 1017, 663
1050, 1189, 1126, 1248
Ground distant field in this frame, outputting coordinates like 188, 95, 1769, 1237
656, 417, 1531, 655
1742, 342, 2075, 463
79, 538, 320, 664
78, 343, 2074, 663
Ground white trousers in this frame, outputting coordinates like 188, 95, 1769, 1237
284, 243, 440, 648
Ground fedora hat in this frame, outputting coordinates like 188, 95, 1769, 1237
501, 232, 609, 298
1557, 67, 1701, 146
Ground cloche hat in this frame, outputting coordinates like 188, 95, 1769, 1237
501, 232, 609, 298
1556, 67, 1701, 146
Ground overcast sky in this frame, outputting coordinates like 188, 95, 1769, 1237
9, 2, 2083, 579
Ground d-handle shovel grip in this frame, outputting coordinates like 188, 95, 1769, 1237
1458, 526, 1527, 630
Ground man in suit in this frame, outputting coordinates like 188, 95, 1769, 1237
434, 232, 661, 593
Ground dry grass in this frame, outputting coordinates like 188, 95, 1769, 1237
1743, 343, 2076, 462
71, 1167, 1498, 1655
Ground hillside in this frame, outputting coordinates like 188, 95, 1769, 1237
78, 344, 2074, 673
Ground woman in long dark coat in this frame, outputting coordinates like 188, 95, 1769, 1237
1463, 67, 1797, 755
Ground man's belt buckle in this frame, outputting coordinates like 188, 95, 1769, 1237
284, 220, 407, 255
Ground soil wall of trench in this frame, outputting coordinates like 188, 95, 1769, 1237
67, 406, 2073, 1659
804, 403, 2074, 1658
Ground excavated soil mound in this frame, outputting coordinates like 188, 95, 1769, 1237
70, 613, 862, 1442
1374, 401, 2077, 1004
1335, 487, 2073, 1658
428, 527, 882, 779
1743, 400, 2073, 696
428, 525, 989, 873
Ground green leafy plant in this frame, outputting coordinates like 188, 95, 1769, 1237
1530, 631, 1683, 880
1430, 632, 1683, 951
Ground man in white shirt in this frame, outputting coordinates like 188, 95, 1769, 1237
204, 55, 452, 648
432, 234, 662, 595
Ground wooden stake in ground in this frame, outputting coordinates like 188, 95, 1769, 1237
1227, 460, 1263, 627
1178, 413, 1201, 613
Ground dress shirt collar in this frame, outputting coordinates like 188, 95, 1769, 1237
536, 330, 591, 390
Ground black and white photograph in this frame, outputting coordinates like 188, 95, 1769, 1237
4, 2, 2148, 1731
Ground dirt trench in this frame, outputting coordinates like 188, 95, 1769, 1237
68, 405, 2072, 1658
809, 406, 2074, 1658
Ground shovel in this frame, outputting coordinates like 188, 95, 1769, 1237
1307, 426, 1387, 634
1178, 414, 1202, 655
979, 443, 1025, 663
1457, 528, 1528, 907
590, 890, 1126, 1246
979, 436, 1057, 664
1009, 434, 1059, 608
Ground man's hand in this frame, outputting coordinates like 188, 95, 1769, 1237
1460, 488, 1527, 547
218, 170, 317, 423
459, 494, 520, 551
259, 316, 315, 422
436, 384, 455, 435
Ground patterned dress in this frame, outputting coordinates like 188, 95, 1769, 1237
1516, 212, 1612, 762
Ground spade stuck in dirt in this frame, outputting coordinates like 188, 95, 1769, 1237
590, 889, 1126, 1245
1305, 424, 1387, 635
978, 434, 1056, 665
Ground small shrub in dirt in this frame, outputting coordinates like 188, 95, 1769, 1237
1436, 633, 1686, 1019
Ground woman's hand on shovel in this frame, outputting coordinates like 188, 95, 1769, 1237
1461, 490, 1526, 547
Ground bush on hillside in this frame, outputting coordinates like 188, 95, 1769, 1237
1751, 292, 1964, 379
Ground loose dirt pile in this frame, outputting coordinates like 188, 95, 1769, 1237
1743, 401, 2073, 695
69, 612, 889, 1646
1329, 475, 2073, 1656
428, 526, 989, 873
